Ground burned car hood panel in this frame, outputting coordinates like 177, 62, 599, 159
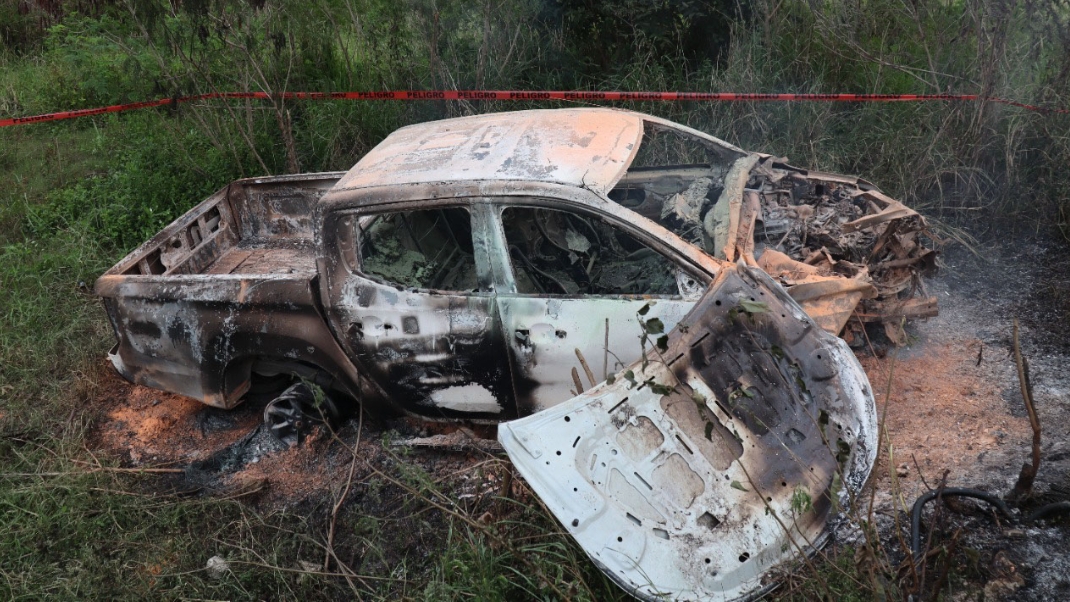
499, 263, 877, 601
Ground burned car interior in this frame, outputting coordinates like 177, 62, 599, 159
95, 108, 939, 601
359, 207, 478, 292
608, 122, 737, 251
502, 206, 680, 296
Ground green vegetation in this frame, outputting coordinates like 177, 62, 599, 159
1, 0, 1068, 599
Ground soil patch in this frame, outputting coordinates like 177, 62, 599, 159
88, 366, 502, 507
90, 367, 262, 467
847, 231, 1070, 601
860, 339, 1031, 501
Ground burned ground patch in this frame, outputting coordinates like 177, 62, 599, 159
89, 364, 506, 505
844, 230, 1070, 601
85, 368, 552, 598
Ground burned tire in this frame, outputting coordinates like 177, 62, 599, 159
263, 382, 339, 446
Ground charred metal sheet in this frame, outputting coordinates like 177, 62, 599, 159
327, 276, 514, 419
326, 109, 643, 196
95, 173, 378, 413
705, 155, 761, 260
98, 272, 370, 411
746, 158, 937, 340
756, 249, 875, 335
499, 263, 877, 601
319, 207, 515, 421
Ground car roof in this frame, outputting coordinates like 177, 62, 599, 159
325, 108, 644, 198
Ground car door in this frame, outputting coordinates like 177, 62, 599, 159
322, 203, 515, 419
491, 202, 706, 415
498, 262, 878, 602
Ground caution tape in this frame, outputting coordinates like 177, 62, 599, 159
2, 90, 1066, 128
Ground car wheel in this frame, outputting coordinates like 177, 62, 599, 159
263, 382, 339, 446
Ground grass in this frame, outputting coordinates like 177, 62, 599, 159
0, 131, 114, 417
0, 457, 366, 599
1, 0, 1068, 599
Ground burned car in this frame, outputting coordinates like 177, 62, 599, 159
96, 108, 933, 600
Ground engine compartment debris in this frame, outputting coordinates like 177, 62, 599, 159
609, 123, 937, 343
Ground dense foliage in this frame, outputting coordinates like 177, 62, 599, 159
1, 0, 1068, 599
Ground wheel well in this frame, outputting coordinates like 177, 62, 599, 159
229, 357, 358, 406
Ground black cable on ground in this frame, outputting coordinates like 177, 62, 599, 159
1026, 501, 1070, 523
910, 487, 1015, 560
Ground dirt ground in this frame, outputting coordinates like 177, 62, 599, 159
87, 230, 1070, 600
90, 367, 506, 505
858, 233, 1070, 601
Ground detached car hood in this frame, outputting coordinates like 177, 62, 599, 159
499, 263, 877, 601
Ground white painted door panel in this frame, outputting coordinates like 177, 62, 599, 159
497, 296, 695, 414
499, 265, 877, 601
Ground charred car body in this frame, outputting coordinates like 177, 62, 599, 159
96, 108, 935, 600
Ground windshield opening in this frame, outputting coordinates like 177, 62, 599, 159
608, 121, 745, 254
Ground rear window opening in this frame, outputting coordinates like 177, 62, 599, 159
358, 207, 478, 292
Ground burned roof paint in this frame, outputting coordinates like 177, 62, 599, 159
325, 109, 644, 197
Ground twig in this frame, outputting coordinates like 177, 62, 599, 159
1009, 318, 1041, 502
603, 318, 610, 380
1, 466, 185, 478
868, 341, 899, 523
570, 367, 585, 395
325, 407, 364, 572
225, 559, 398, 581
917, 471, 949, 594
927, 528, 963, 601
911, 453, 934, 491
432, 458, 500, 484
498, 465, 513, 510
870, 340, 912, 586
575, 348, 597, 388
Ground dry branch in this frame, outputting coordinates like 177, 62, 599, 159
1009, 319, 1041, 503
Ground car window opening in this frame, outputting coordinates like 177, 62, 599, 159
359, 207, 477, 291
501, 206, 678, 296
607, 122, 734, 253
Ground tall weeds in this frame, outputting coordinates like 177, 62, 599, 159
95, 1, 1070, 226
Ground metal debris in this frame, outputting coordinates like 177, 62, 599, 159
610, 138, 937, 342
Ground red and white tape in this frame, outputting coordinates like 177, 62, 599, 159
2, 90, 1066, 128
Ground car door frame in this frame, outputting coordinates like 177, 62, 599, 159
483, 192, 717, 416
319, 197, 517, 420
